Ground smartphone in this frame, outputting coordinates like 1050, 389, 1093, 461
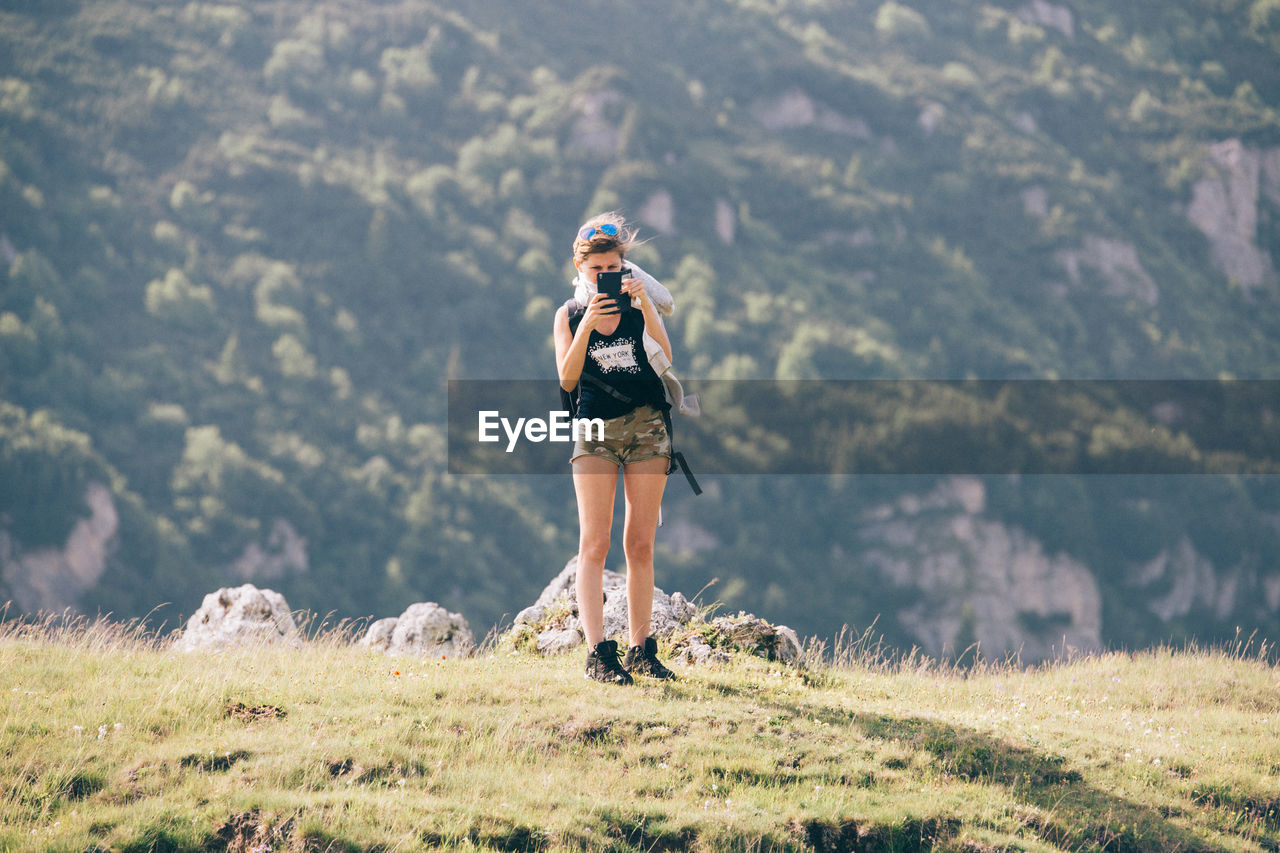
596, 270, 629, 313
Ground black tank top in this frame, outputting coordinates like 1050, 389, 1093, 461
575, 308, 668, 421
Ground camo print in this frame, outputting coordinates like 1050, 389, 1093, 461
570, 404, 671, 468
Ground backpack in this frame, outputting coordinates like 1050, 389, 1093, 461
561, 298, 702, 496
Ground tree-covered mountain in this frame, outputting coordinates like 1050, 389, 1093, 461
2, 0, 1279, 660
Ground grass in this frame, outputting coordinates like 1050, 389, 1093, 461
2, 613, 1278, 852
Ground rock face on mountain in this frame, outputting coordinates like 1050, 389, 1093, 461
177, 584, 301, 652
859, 477, 1103, 662
1015, 0, 1074, 38
359, 602, 475, 658
1130, 535, 1280, 625
508, 557, 802, 665
1187, 139, 1280, 293
1056, 235, 1159, 305
229, 519, 308, 582
0, 482, 118, 613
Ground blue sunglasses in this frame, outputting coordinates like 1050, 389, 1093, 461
578, 223, 619, 241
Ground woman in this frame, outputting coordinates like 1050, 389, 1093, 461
553, 213, 677, 685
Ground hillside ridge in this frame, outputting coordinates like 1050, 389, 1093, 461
2, 615, 1279, 852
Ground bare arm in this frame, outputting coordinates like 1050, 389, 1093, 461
555, 294, 617, 392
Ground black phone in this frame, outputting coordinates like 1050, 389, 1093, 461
596, 270, 628, 313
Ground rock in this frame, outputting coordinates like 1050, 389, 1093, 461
776, 626, 803, 663
709, 615, 802, 664
918, 102, 945, 135
566, 89, 622, 159
637, 189, 675, 235
513, 604, 545, 627
667, 616, 800, 666
1, 482, 118, 613
358, 617, 399, 652
671, 634, 731, 666
750, 87, 872, 138
360, 602, 475, 658
752, 87, 817, 130
715, 199, 736, 245
1056, 235, 1159, 305
1131, 536, 1234, 622
514, 557, 698, 649
177, 584, 301, 652
508, 556, 800, 667
858, 477, 1102, 662
229, 518, 308, 582
1187, 139, 1280, 293
1021, 185, 1049, 219
536, 626, 583, 655
1015, 1, 1074, 38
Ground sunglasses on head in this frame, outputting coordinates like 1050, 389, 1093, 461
578, 223, 619, 241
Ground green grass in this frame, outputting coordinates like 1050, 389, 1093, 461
2, 615, 1278, 852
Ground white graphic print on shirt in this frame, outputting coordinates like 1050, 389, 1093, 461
589, 339, 640, 374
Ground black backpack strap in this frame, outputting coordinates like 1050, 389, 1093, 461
581, 373, 635, 406
658, 406, 702, 495
560, 299, 585, 417
564, 298, 585, 332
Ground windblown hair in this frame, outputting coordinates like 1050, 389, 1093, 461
572, 211, 638, 264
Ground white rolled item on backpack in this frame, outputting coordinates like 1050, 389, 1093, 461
644, 332, 700, 417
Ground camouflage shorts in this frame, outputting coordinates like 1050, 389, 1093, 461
570, 404, 671, 468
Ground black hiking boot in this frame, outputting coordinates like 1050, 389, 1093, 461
585, 640, 633, 685
623, 637, 677, 680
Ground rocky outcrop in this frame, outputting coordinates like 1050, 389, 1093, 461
671, 615, 801, 666
566, 89, 621, 159
0, 482, 118, 613
1126, 536, 1278, 624
507, 557, 801, 665
177, 584, 302, 651
1056, 235, 1159, 305
1187, 139, 1280, 293
751, 87, 872, 137
859, 477, 1103, 661
229, 518, 308, 581
359, 601, 475, 658
637, 189, 676, 235
511, 557, 697, 651
715, 199, 736, 245
1021, 185, 1049, 219
1015, 1, 1074, 38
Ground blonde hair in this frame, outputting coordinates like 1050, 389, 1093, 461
572, 211, 637, 264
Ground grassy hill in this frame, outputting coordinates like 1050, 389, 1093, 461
2, 616, 1278, 852
3, 0, 1280, 657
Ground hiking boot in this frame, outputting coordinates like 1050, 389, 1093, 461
585, 640, 633, 685
623, 637, 677, 680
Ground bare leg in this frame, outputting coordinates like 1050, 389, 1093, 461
622, 456, 668, 648
572, 456, 619, 645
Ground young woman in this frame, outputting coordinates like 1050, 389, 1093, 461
553, 213, 677, 684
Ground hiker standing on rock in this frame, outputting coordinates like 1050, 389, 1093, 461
553, 212, 678, 684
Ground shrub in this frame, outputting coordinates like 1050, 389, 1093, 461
264, 39, 325, 92
145, 269, 215, 327
875, 2, 931, 41
1250, 0, 1280, 36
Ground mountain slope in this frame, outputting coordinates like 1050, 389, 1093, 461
1, 0, 1279, 657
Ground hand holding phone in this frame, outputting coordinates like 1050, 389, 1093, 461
596, 270, 628, 314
